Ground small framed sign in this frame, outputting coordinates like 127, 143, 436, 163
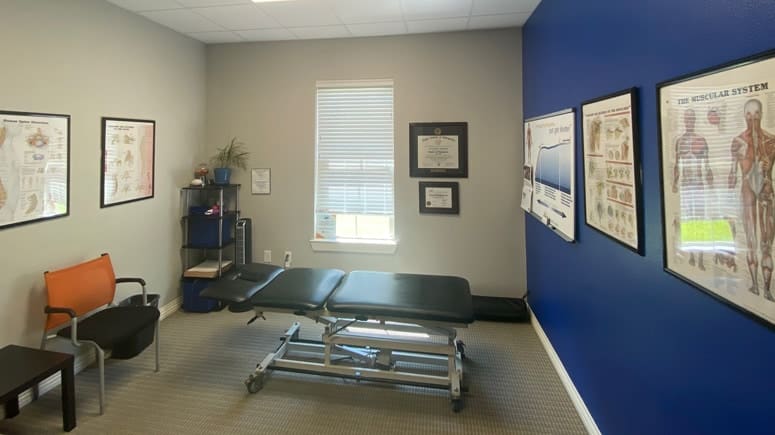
251, 168, 271, 194
410, 122, 468, 178
419, 181, 459, 214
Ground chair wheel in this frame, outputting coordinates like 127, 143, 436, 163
245, 374, 263, 393
451, 399, 463, 413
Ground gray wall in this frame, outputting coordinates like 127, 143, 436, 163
206, 29, 525, 297
0, 0, 206, 346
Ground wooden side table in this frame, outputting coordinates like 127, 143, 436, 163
0, 344, 75, 432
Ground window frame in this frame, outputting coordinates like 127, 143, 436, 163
311, 79, 397, 254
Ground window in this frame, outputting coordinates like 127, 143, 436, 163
313, 80, 395, 248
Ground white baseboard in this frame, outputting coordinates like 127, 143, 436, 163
2, 296, 182, 418
529, 305, 601, 435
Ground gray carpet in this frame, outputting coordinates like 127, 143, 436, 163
1, 309, 586, 434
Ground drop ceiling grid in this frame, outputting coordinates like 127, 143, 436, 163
105, 0, 541, 43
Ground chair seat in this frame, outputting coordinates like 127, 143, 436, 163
56, 306, 159, 350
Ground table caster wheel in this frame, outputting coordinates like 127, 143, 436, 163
451, 399, 463, 413
245, 374, 263, 393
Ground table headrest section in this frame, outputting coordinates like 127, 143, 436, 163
326, 271, 474, 324
250, 268, 345, 312
200, 263, 284, 303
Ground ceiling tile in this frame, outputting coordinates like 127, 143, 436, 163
468, 13, 528, 29
236, 28, 298, 41
471, 0, 540, 16
257, 0, 342, 27
401, 0, 472, 20
187, 31, 244, 43
406, 17, 468, 34
347, 21, 406, 37
290, 25, 351, 40
193, 4, 280, 30
141, 9, 223, 32
176, 0, 253, 7
106, 0, 183, 12
333, 0, 403, 24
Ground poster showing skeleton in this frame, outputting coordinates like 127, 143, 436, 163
524, 109, 575, 242
0, 111, 69, 230
582, 89, 643, 254
659, 51, 775, 325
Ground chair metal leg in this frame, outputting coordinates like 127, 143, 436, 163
154, 318, 160, 372
96, 346, 105, 415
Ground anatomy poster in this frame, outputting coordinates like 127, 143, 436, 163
0, 111, 69, 229
582, 89, 643, 254
524, 109, 576, 241
101, 118, 155, 207
659, 51, 775, 325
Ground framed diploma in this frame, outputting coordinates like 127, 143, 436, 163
581, 88, 644, 255
251, 168, 271, 194
0, 110, 70, 230
410, 122, 468, 178
419, 181, 459, 214
658, 49, 775, 327
100, 117, 155, 208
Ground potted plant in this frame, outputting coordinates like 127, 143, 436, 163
210, 137, 249, 185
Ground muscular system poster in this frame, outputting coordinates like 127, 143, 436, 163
659, 52, 775, 325
0, 111, 69, 229
524, 110, 575, 241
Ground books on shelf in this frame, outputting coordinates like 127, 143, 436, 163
183, 259, 233, 278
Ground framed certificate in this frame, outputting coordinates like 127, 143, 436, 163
410, 122, 468, 178
419, 181, 459, 214
100, 117, 155, 208
251, 168, 271, 194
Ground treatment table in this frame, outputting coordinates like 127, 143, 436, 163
201, 266, 474, 412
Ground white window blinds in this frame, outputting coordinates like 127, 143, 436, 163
315, 81, 395, 238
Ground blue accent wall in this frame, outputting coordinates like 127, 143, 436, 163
523, 1, 775, 434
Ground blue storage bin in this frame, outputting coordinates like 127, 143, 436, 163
182, 279, 219, 313
188, 215, 235, 247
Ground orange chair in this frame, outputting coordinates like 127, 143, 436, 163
42, 253, 159, 415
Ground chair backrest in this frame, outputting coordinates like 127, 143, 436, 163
44, 254, 117, 330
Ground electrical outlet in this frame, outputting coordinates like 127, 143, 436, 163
263, 250, 271, 263
284, 251, 292, 268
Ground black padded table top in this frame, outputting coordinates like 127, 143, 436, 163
327, 271, 474, 324
200, 263, 284, 303
250, 268, 345, 312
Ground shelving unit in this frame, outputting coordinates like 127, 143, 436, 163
181, 184, 240, 279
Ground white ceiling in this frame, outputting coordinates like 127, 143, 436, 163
106, 0, 540, 44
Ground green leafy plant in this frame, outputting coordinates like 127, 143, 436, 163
210, 137, 249, 170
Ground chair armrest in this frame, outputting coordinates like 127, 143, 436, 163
45, 305, 76, 318
45, 306, 82, 346
116, 277, 146, 286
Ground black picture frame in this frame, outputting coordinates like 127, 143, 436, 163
581, 87, 644, 255
0, 110, 71, 230
100, 117, 156, 208
419, 181, 459, 214
410, 122, 468, 178
657, 48, 775, 328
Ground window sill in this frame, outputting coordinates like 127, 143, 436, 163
309, 239, 397, 254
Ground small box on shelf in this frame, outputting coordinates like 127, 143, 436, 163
183, 259, 233, 279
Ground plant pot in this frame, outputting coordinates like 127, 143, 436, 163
213, 168, 231, 185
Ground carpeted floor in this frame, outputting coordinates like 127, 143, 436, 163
1, 309, 586, 434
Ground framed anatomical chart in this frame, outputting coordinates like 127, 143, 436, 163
523, 109, 576, 242
658, 49, 775, 326
582, 88, 644, 255
0, 110, 70, 230
101, 117, 155, 208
